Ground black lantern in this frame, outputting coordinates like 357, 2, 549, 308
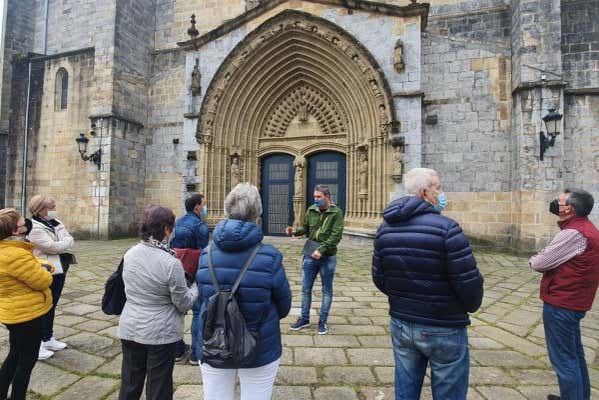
539, 108, 563, 161
75, 133, 101, 170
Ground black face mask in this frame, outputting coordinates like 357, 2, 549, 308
549, 199, 560, 216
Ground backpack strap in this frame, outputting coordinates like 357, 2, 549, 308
207, 243, 263, 294
206, 245, 220, 291
231, 244, 263, 295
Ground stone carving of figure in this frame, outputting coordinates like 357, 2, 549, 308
392, 144, 404, 180
191, 58, 202, 96
246, 0, 261, 10
293, 156, 305, 195
394, 39, 405, 73
230, 155, 241, 188
358, 149, 368, 195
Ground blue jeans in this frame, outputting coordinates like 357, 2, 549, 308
300, 255, 336, 323
543, 302, 590, 400
390, 317, 469, 400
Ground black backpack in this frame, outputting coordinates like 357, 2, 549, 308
201, 244, 263, 368
101, 257, 126, 315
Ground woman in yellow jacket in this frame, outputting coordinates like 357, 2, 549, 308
0, 208, 53, 400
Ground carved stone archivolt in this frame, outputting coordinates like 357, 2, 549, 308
195, 10, 403, 229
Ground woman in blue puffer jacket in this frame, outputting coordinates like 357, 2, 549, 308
194, 183, 292, 400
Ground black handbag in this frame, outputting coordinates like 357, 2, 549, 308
101, 258, 126, 315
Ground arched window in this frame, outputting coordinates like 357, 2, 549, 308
55, 68, 68, 111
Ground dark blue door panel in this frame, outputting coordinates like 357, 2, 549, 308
261, 154, 295, 236
306, 152, 346, 213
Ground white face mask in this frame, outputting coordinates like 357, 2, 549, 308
46, 210, 58, 220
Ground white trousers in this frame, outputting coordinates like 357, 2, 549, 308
200, 358, 280, 400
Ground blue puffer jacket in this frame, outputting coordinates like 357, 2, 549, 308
194, 219, 292, 367
171, 212, 209, 250
372, 196, 484, 327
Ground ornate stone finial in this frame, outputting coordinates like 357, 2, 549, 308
187, 14, 199, 38
191, 58, 202, 96
394, 39, 405, 74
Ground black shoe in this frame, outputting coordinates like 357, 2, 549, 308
290, 318, 310, 331
547, 395, 560, 400
189, 352, 199, 366
175, 344, 191, 362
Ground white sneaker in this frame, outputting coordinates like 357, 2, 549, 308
38, 345, 54, 360
43, 337, 67, 351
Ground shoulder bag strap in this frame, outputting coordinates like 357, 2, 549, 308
230, 244, 263, 295
206, 245, 221, 291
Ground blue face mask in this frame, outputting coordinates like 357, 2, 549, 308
200, 205, 208, 217
314, 198, 326, 209
434, 193, 447, 212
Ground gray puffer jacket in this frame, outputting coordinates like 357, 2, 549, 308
117, 242, 199, 345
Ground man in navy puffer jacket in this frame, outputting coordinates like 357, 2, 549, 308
194, 183, 292, 400
372, 168, 484, 400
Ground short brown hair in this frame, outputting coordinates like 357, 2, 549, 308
0, 208, 21, 240
139, 205, 175, 241
28, 195, 55, 216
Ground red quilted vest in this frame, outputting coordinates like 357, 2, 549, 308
540, 216, 599, 311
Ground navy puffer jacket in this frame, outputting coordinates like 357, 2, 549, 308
194, 219, 292, 367
372, 196, 484, 327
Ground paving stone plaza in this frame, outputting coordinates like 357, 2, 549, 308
2, 237, 598, 400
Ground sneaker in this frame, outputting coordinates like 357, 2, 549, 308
289, 318, 310, 331
175, 345, 191, 362
38, 346, 54, 360
188, 352, 199, 366
318, 320, 328, 335
43, 337, 67, 351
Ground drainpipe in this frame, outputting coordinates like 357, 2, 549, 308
20, 61, 31, 215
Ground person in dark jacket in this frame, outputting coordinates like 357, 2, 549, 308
194, 183, 292, 400
372, 168, 484, 400
529, 189, 599, 400
170, 193, 209, 365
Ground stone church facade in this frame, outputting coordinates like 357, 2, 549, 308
0, 0, 597, 252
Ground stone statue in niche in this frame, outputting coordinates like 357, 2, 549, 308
358, 149, 368, 196
391, 138, 405, 183
293, 156, 305, 195
230, 155, 241, 188
191, 58, 202, 96
394, 39, 405, 73
246, 0, 261, 10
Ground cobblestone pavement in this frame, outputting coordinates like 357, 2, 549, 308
3, 237, 598, 399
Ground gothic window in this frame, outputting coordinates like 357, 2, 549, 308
55, 68, 68, 111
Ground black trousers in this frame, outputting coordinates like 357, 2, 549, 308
41, 271, 67, 341
118, 340, 177, 400
0, 316, 43, 400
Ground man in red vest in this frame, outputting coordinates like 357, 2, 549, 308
530, 189, 599, 400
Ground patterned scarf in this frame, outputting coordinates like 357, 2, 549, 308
145, 236, 176, 256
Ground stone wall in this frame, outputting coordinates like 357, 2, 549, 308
561, 0, 599, 89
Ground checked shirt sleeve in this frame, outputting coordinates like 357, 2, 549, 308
529, 229, 587, 272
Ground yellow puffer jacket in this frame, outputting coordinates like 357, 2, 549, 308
0, 240, 53, 324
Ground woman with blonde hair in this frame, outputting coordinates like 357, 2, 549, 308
27, 195, 75, 360
0, 208, 53, 400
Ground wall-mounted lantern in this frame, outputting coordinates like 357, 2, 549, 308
539, 108, 563, 161
75, 133, 101, 170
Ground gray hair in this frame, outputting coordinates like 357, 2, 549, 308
564, 188, 594, 217
224, 183, 263, 222
314, 184, 331, 198
404, 168, 439, 195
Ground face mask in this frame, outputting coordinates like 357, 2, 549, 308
314, 198, 326, 209
46, 210, 58, 220
434, 193, 447, 212
549, 199, 560, 216
200, 205, 208, 217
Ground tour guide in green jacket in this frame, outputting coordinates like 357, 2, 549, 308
286, 184, 344, 335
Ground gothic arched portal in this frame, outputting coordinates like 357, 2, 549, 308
197, 10, 400, 231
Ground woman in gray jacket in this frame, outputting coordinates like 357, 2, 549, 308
117, 205, 198, 400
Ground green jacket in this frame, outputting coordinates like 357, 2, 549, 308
295, 204, 344, 256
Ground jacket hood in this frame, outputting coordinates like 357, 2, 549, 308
383, 196, 438, 223
212, 219, 264, 252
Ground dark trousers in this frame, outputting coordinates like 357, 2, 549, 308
118, 340, 177, 400
0, 316, 43, 400
41, 272, 66, 341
